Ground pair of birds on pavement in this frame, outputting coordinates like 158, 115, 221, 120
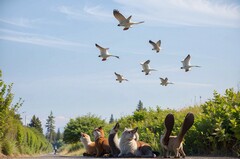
95, 10, 200, 85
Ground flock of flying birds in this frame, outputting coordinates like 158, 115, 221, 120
95, 9, 201, 86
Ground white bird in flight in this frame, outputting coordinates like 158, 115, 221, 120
149, 40, 161, 53
95, 43, 119, 61
160, 77, 174, 86
114, 72, 128, 83
181, 54, 200, 72
113, 9, 144, 30
140, 60, 157, 75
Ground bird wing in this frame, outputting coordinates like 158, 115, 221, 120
184, 54, 191, 64
114, 72, 122, 79
113, 9, 127, 22
95, 43, 107, 52
144, 60, 150, 65
157, 40, 161, 47
160, 78, 165, 83
142, 60, 150, 70
149, 40, 156, 47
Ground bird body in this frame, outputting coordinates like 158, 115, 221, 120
114, 72, 128, 83
95, 44, 119, 61
149, 40, 161, 53
113, 9, 144, 30
181, 54, 200, 72
160, 77, 174, 86
140, 60, 157, 75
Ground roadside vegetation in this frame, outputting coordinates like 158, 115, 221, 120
0, 70, 52, 156
61, 88, 240, 157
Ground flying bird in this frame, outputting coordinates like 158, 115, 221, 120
149, 40, 161, 53
95, 43, 119, 61
114, 72, 128, 83
160, 77, 174, 86
140, 60, 157, 75
181, 54, 200, 72
113, 9, 144, 30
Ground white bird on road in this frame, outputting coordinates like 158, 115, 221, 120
160, 77, 174, 86
114, 72, 128, 83
95, 43, 119, 61
149, 40, 161, 53
113, 9, 144, 30
181, 54, 200, 72
140, 60, 157, 75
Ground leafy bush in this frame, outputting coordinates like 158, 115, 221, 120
63, 113, 106, 143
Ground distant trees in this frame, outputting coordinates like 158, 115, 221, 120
29, 115, 43, 134
55, 128, 64, 149
109, 114, 114, 124
45, 111, 55, 143
136, 100, 146, 111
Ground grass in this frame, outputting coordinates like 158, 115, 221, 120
58, 143, 85, 156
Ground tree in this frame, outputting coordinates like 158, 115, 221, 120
45, 111, 55, 143
136, 100, 146, 111
55, 128, 64, 149
56, 128, 62, 141
29, 115, 43, 134
63, 113, 105, 143
109, 114, 114, 124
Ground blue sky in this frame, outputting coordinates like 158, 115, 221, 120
0, 0, 240, 132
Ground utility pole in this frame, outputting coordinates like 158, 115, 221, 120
22, 111, 26, 126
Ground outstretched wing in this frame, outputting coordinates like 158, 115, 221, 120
160, 77, 165, 83
144, 60, 150, 65
184, 54, 191, 64
113, 9, 127, 22
95, 43, 107, 52
149, 40, 156, 47
114, 72, 121, 78
157, 40, 161, 47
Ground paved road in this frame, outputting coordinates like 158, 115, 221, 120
4, 154, 239, 159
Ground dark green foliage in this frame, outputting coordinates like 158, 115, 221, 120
29, 115, 43, 134
109, 114, 114, 124
136, 100, 146, 112
63, 113, 106, 143
55, 128, 64, 149
45, 111, 55, 143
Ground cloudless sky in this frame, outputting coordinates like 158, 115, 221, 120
0, 0, 240, 132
